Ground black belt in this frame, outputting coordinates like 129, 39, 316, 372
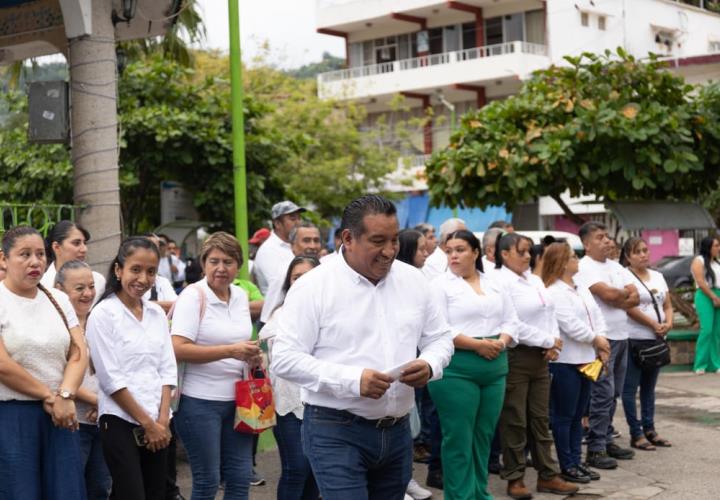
512, 345, 545, 352
305, 404, 409, 428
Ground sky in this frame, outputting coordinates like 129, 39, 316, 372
194, 0, 345, 68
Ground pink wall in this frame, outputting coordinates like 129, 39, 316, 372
641, 230, 679, 264
554, 215, 587, 234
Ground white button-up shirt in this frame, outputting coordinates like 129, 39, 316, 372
576, 256, 634, 340
495, 266, 558, 349
547, 279, 608, 364
86, 295, 177, 424
432, 270, 518, 342
271, 254, 454, 419
481, 256, 501, 281
253, 231, 294, 295
422, 246, 447, 280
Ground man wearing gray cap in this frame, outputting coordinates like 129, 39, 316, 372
253, 201, 306, 295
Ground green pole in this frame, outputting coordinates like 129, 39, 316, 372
228, 0, 249, 280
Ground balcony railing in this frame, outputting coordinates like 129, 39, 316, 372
319, 41, 548, 84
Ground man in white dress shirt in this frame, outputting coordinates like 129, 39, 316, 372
272, 195, 454, 500
481, 227, 504, 279
575, 221, 639, 470
259, 222, 322, 323
252, 201, 306, 295
421, 218, 466, 280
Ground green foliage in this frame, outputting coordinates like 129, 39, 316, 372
0, 51, 398, 234
426, 50, 720, 221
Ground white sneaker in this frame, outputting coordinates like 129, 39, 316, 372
406, 478, 432, 499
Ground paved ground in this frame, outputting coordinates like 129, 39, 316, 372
177, 371, 720, 499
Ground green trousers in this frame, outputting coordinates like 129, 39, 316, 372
499, 346, 559, 481
694, 288, 720, 372
428, 349, 508, 500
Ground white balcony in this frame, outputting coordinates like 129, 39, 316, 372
318, 41, 550, 102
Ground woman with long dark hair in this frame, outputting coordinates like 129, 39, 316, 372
261, 255, 321, 500
41, 220, 106, 303
0, 226, 88, 499
86, 236, 177, 499
397, 229, 429, 269
428, 229, 516, 500
619, 237, 673, 450
691, 235, 720, 374
494, 233, 577, 498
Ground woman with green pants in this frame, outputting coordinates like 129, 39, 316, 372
692, 235, 720, 374
429, 230, 516, 500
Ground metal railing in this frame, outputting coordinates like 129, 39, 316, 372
319, 41, 548, 84
0, 204, 78, 237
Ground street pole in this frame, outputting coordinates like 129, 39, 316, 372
228, 0, 250, 279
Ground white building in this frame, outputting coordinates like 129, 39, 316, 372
316, 0, 720, 155
314, 0, 720, 257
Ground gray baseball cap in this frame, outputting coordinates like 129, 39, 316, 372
271, 201, 307, 220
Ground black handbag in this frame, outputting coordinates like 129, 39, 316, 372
628, 270, 671, 369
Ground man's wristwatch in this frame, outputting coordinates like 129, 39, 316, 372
56, 388, 76, 401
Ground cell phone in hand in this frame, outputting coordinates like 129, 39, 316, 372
132, 426, 146, 447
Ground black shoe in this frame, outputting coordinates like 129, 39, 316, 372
607, 442, 635, 460
586, 450, 618, 470
488, 460, 501, 475
578, 463, 601, 481
561, 467, 591, 484
426, 469, 443, 490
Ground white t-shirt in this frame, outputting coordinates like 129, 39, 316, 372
253, 232, 294, 295
41, 263, 106, 306
0, 283, 79, 401
693, 256, 720, 288
171, 279, 253, 401
626, 269, 669, 341
576, 256, 634, 340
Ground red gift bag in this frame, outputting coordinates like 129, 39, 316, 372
234, 369, 276, 434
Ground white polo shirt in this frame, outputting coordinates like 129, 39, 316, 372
252, 232, 294, 295
272, 254, 454, 419
86, 295, 177, 424
171, 278, 254, 401
576, 256, 634, 340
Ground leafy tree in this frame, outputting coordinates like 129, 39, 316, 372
1, 51, 399, 234
286, 51, 346, 80
426, 49, 720, 223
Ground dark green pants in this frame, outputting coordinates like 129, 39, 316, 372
694, 288, 720, 372
500, 346, 559, 481
428, 349, 508, 500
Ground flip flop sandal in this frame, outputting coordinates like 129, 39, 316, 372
645, 431, 672, 447
631, 437, 656, 451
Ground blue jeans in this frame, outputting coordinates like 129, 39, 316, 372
0, 400, 86, 500
302, 404, 412, 500
273, 412, 319, 500
549, 363, 591, 471
174, 395, 254, 500
79, 423, 111, 500
621, 348, 660, 439
588, 339, 628, 452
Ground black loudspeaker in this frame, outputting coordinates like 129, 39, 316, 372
28, 81, 69, 144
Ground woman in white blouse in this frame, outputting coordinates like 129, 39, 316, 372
55, 260, 112, 499
494, 233, 577, 498
171, 232, 262, 500
41, 220, 106, 304
619, 237, 673, 450
542, 242, 610, 484
0, 226, 88, 499
261, 255, 320, 500
86, 236, 177, 500
428, 230, 515, 500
